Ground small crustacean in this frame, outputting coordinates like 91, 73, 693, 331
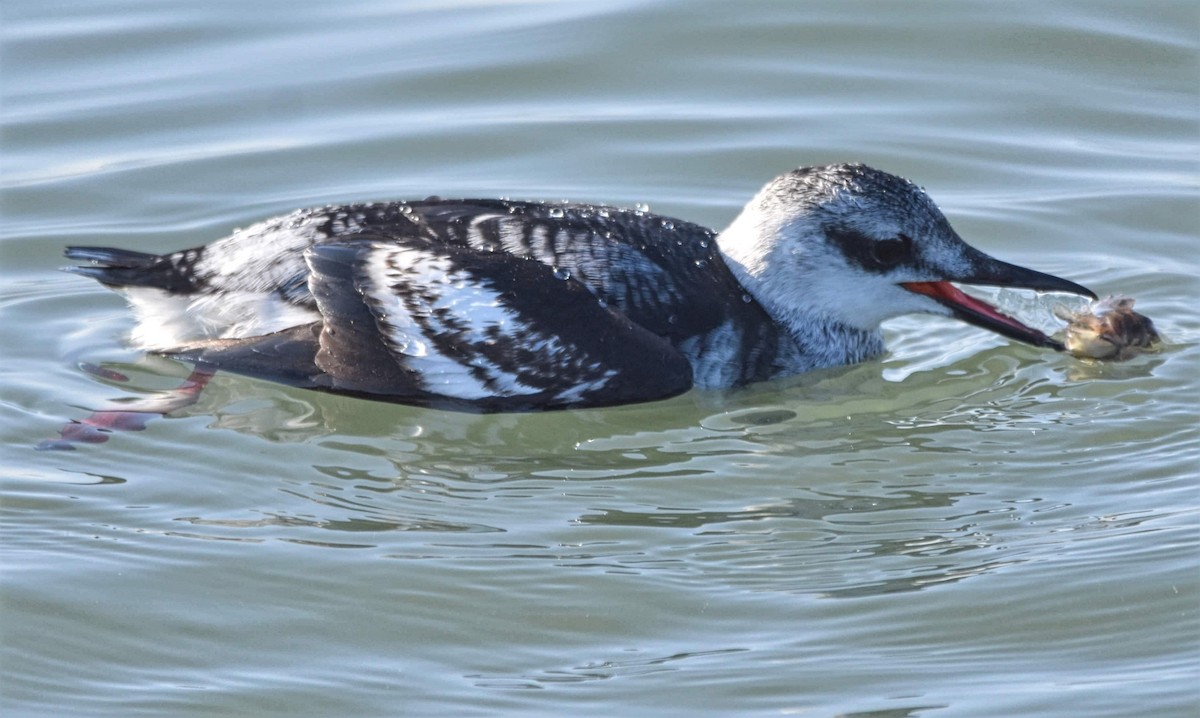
1053, 296, 1160, 360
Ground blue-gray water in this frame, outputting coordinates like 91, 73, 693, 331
2, 1, 1198, 716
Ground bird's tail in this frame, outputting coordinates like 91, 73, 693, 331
64, 246, 197, 293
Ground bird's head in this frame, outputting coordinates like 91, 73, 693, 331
717, 164, 1095, 350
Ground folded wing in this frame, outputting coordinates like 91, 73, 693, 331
177, 236, 694, 410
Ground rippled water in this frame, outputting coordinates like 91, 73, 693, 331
3, 1, 1198, 716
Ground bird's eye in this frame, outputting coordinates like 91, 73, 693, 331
871, 234, 913, 268
825, 227, 916, 273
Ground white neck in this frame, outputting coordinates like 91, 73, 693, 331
717, 210, 886, 373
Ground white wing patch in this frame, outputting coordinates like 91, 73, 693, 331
361, 244, 616, 401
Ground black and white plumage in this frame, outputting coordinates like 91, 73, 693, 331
65, 163, 1095, 411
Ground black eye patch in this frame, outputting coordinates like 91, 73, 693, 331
825, 227, 915, 273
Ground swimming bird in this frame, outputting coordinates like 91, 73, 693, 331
65, 163, 1095, 411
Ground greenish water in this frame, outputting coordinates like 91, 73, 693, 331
2, 1, 1197, 716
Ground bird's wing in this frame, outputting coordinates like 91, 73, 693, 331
301, 237, 694, 410
369, 199, 739, 340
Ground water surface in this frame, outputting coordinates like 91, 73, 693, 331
2, 1, 1198, 716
